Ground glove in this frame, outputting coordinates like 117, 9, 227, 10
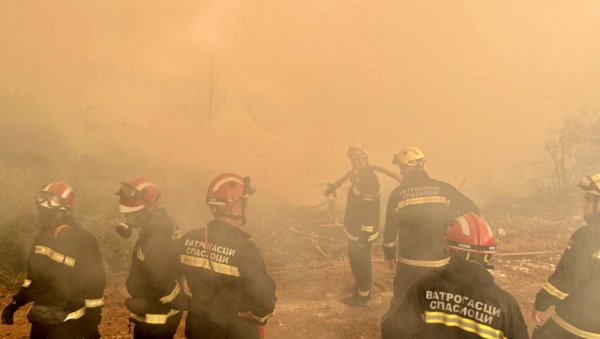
323, 183, 337, 198
1, 300, 21, 325
82, 307, 102, 339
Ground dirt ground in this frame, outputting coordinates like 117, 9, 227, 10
0, 248, 562, 339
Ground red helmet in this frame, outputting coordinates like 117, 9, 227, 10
116, 178, 161, 213
206, 173, 254, 207
36, 182, 74, 210
446, 213, 496, 254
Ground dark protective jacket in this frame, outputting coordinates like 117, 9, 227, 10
534, 214, 600, 337
13, 221, 105, 326
179, 219, 277, 329
125, 208, 187, 324
382, 170, 479, 267
344, 165, 381, 244
382, 258, 529, 339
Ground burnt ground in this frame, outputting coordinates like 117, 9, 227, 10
0, 251, 562, 338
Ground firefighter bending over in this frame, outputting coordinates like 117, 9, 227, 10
179, 173, 277, 339
382, 213, 529, 339
325, 142, 380, 307
381, 147, 480, 314
116, 178, 188, 339
1, 182, 105, 339
531, 173, 600, 338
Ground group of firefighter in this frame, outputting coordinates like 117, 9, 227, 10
1, 144, 599, 339
1, 174, 276, 339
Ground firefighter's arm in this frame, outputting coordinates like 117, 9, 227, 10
534, 230, 590, 312
74, 235, 105, 339
382, 190, 400, 261
4, 245, 40, 325
381, 283, 424, 339
446, 184, 480, 216
143, 238, 189, 311
239, 244, 277, 324
357, 170, 380, 244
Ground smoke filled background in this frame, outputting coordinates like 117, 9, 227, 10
2, 1, 600, 262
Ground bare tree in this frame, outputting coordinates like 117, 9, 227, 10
200, 62, 228, 127
543, 112, 600, 194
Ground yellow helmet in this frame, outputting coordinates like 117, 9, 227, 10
579, 173, 600, 195
392, 146, 426, 166
347, 142, 369, 159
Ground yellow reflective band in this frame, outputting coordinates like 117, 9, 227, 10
35, 246, 75, 267
85, 298, 105, 308
593, 250, 600, 260
396, 196, 449, 209
542, 282, 569, 300
136, 247, 145, 262
64, 307, 86, 321
180, 255, 240, 277
250, 311, 274, 323
424, 311, 507, 339
398, 256, 449, 268
130, 309, 180, 325
22, 279, 32, 287
383, 242, 396, 248
159, 281, 181, 304
368, 232, 379, 241
552, 312, 600, 339
360, 225, 375, 232
357, 289, 370, 297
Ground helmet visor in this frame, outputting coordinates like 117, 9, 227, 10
36, 191, 67, 209
579, 176, 600, 195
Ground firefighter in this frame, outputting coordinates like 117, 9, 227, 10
382, 213, 529, 339
178, 173, 277, 339
116, 178, 188, 339
1, 182, 105, 339
531, 173, 600, 338
324, 142, 381, 307
381, 147, 480, 312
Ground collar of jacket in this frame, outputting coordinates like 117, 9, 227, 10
139, 207, 173, 239
207, 219, 251, 238
442, 257, 494, 287
402, 169, 429, 182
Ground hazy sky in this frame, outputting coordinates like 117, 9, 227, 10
2, 1, 600, 204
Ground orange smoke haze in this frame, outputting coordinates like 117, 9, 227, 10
2, 1, 600, 209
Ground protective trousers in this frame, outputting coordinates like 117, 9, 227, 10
185, 313, 263, 339
132, 312, 182, 339
29, 319, 83, 339
348, 241, 372, 297
381, 262, 444, 327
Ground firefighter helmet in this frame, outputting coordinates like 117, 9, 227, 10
392, 147, 426, 166
579, 173, 600, 196
36, 182, 74, 210
116, 178, 161, 213
446, 213, 496, 254
206, 173, 254, 207
347, 142, 369, 159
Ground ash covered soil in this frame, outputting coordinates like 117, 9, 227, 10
0, 212, 574, 338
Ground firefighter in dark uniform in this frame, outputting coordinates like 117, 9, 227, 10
1, 182, 105, 339
115, 178, 188, 339
179, 173, 277, 339
382, 213, 529, 339
381, 147, 480, 313
531, 173, 600, 338
324, 143, 380, 306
